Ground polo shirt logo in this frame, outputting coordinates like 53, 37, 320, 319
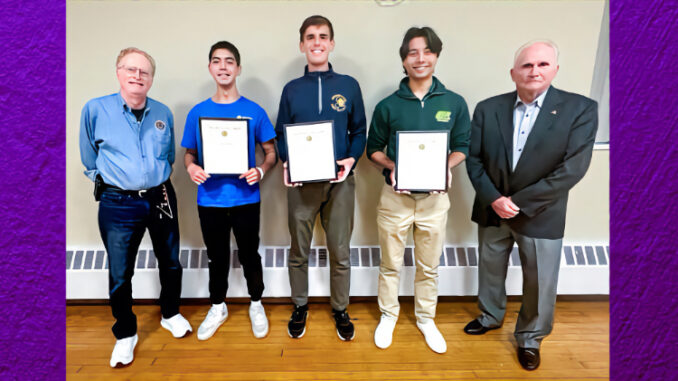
155, 120, 166, 130
435, 111, 451, 122
331, 94, 347, 112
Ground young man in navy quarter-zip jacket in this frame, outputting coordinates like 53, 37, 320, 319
366, 27, 471, 354
275, 15, 367, 342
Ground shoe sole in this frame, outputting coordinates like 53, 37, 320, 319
287, 325, 306, 339
464, 325, 501, 335
336, 328, 355, 341
197, 315, 228, 341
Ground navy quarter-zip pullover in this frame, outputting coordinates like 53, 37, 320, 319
275, 63, 367, 168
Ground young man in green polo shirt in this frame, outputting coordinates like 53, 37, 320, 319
366, 26, 471, 354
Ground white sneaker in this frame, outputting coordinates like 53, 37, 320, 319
160, 313, 193, 338
109, 334, 138, 368
197, 303, 228, 340
374, 314, 397, 349
249, 300, 269, 339
416, 319, 447, 354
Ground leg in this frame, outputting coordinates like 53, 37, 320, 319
147, 182, 182, 319
231, 202, 265, 301
320, 176, 355, 311
197, 205, 232, 305
98, 190, 147, 339
476, 223, 514, 328
375, 185, 414, 319
512, 233, 563, 349
287, 184, 323, 307
411, 193, 450, 322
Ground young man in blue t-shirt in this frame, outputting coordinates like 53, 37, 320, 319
181, 41, 277, 340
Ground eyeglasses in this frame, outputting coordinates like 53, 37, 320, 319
117, 65, 151, 79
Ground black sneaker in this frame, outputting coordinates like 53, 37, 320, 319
287, 304, 308, 338
332, 309, 355, 341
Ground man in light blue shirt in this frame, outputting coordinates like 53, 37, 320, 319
80, 47, 192, 368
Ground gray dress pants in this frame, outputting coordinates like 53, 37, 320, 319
477, 221, 563, 349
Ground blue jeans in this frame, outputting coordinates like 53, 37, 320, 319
98, 181, 181, 339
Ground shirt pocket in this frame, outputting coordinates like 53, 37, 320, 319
152, 126, 172, 159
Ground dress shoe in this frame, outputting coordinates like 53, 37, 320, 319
518, 347, 540, 370
463, 319, 499, 335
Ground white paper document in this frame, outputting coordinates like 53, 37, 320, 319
200, 118, 249, 174
285, 121, 337, 183
395, 131, 449, 191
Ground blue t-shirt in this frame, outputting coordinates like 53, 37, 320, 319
181, 96, 276, 207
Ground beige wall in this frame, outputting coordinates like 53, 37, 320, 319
66, 0, 608, 249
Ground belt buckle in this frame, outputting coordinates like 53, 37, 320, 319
137, 189, 148, 197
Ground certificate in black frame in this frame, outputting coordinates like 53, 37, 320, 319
394, 130, 450, 192
199, 117, 250, 175
283, 120, 338, 183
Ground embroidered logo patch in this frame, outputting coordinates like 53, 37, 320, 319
155, 120, 166, 130
331, 94, 347, 112
435, 111, 451, 122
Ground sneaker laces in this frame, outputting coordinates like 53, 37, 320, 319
334, 310, 351, 326
251, 305, 266, 325
205, 305, 224, 323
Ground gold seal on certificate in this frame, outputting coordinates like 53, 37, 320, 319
395, 131, 449, 192
284, 120, 337, 183
199, 117, 249, 174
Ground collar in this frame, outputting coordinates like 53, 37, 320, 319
304, 62, 335, 78
396, 76, 447, 99
117, 92, 149, 113
514, 88, 549, 109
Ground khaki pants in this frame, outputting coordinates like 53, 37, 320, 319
376, 184, 450, 322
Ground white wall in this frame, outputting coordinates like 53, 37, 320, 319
66, 0, 608, 250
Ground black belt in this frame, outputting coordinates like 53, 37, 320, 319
102, 183, 162, 198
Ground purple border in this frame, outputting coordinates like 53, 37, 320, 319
0, 0, 66, 379
0, 0, 675, 379
610, 1, 678, 379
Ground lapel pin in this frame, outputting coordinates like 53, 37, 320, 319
551, 110, 557, 115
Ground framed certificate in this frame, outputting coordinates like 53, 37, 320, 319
284, 120, 337, 183
199, 117, 249, 175
395, 131, 449, 192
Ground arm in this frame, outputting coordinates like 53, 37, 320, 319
79, 103, 98, 182
274, 87, 291, 163
510, 100, 598, 217
239, 140, 277, 185
184, 148, 210, 185
346, 81, 367, 164
465, 102, 504, 206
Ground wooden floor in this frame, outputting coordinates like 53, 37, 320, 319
67, 299, 609, 380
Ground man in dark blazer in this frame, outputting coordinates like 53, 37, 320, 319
464, 40, 598, 371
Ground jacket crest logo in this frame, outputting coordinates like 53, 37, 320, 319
331, 94, 347, 112
435, 111, 451, 122
155, 120, 166, 130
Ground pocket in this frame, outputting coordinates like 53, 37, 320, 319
153, 128, 172, 159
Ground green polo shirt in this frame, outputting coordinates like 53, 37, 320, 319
366, 76, 471, 183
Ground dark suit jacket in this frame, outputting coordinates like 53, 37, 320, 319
466, 86, 598, 239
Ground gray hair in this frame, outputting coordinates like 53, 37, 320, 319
513, 39, 559, 67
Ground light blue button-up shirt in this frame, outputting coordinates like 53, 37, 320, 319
79, 92, 175, 190
512, 89, 548, 170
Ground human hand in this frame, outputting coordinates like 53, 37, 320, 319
330, 157, 356, 183
282, 162, 302, 187
187, 163, 210, 185
239, 167, 264, 185
491, 196, 520, 219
